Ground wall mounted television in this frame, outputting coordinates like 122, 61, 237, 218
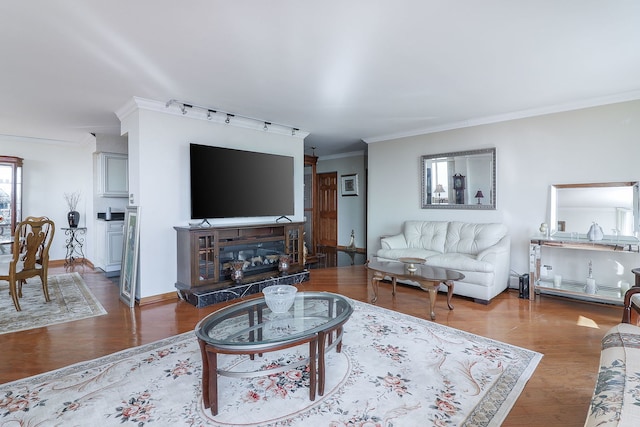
190, 143, 295, 219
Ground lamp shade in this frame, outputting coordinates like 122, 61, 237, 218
474, 190, 484, 198
434, 184, 445, 193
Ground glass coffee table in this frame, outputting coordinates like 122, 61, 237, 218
365, 258, 464, 320
195, 291, 353, 415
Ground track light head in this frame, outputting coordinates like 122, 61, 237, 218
166, 99, 302, 136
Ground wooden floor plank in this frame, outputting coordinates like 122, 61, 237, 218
0, 264, 623, 426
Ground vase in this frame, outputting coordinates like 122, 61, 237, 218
587, 222, 604, 241
278, 255, 290, 274
229, 260, 245, 283
67, 210, 80, 228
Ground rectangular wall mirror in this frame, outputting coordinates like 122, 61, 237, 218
421, 148, 496, 210
549, 181, 640, 238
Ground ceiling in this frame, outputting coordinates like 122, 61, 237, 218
1, 1, 639, 157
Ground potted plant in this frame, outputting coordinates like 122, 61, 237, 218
64, 191, 81, 228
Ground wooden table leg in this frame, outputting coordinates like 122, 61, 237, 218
205, 348, 219, 415
426, 283, 437, 320
371, 272, 383, 303
198, 340, 210, 409
391, 276, 397, 296
444, 280, 454, 310
309, 338, 317, 400
417, 280, 440, 320
317, 331, 326, 396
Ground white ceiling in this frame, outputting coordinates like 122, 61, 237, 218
1, 1, 639, 157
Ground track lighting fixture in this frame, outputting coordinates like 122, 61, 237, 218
165, 99, 303, 137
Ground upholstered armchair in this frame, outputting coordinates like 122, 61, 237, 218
621, 270, 640, 324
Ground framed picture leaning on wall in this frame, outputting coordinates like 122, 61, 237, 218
119, 206, 140, 307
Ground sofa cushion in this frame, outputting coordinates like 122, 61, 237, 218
444, 222, 508, 256
403, 221, 448, 253
425, 253, 495, 273
377, 248, 441, 261
585, 323, 640, 426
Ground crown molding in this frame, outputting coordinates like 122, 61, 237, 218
318, 150, 366, 161
115, 97, 310, 139
364, 90, 640, 144
0, 133, 95, 147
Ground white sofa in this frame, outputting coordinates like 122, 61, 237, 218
376, 221, 510, 303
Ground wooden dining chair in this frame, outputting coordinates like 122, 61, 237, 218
0, 216, 55, 311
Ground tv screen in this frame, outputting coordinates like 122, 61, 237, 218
190, 144, 295, 219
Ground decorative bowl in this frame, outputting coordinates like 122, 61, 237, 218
263, 285, 298, 313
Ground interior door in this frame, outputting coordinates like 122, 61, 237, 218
317, 172, 337, 247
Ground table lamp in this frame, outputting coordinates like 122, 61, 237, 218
434, 184, 445, 203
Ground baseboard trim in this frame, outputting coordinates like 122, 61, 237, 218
49, 259, 95, 269
139, 291, 179, 306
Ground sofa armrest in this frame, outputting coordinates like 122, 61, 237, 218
475, 235, 510, 262
380, 233, 407, 250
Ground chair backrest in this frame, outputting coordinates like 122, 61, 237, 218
11, 216, 55, 271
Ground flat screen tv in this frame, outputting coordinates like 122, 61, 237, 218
190, 143, 295, 219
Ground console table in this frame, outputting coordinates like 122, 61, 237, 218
62, 227, 87, 267
529, 236, 640, 305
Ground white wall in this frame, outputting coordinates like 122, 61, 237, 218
118, 99, 307, 299
317, 153, 367, 249
367, 100, 640, 280
0, 135, 96, 261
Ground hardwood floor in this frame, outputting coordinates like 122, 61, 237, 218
1, 264, 625, 426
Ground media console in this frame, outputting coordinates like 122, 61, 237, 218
174, 222, 308, 307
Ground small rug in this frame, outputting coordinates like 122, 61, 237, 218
0, 272, 107, 335
0, 300, 541, 426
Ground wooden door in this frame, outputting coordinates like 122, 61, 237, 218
317, 172, 338, 247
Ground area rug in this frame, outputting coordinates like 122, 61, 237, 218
0, 272, 107, 335
0, 300, 541, 426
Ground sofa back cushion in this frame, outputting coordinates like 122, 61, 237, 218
403, 221, 448, 253
444, 222, 508, 255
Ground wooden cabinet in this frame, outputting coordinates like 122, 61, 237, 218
97, 152, 128, 197
174, 222, 305, 290
529, 236, 639, 305
95, 220, 124, 276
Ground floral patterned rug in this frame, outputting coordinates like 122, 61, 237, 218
0, 299, 541, 426
0, 272, 107, 335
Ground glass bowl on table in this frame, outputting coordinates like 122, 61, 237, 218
262, 285, 298, 313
